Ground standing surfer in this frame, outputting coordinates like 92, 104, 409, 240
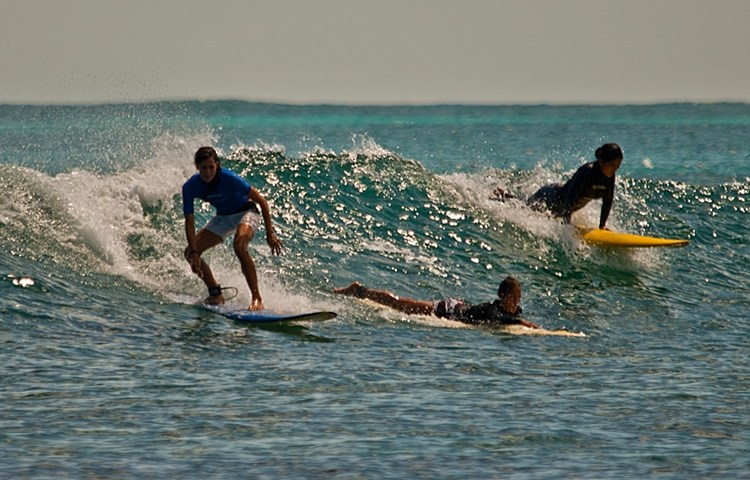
494, 143, 623, 229
182, 146, 283, 310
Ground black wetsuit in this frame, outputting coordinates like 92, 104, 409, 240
526, 161, 615, 228
454, 301, 524, 327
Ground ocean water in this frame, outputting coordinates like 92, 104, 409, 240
1, 101, 749, 479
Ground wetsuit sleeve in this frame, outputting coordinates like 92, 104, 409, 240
561, 168, 590, 224
599, 177, 615, 229
182, 180, 196, 216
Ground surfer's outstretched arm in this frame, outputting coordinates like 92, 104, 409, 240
334, 282, 434, 316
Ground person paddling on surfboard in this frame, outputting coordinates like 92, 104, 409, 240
182, 146, 283, 310
493, 143, 623, 229
334, 276, 540, 329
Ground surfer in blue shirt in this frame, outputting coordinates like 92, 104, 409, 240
493, 143, 623, 229
182, 146, 283, 310
333, 276, 540, 329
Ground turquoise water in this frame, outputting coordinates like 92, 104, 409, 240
1, 101, 749, 478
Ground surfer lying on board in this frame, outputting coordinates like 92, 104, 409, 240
182, 146, 283, 310
333, 276, 540, 329
493, 143, 623, 229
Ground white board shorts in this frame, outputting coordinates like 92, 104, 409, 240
433, 298, 466, 320
203, 210, 260, 241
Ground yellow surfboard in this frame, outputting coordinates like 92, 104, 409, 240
576, 227, 689, 248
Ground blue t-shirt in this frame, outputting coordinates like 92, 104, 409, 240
182, 168, 252, 216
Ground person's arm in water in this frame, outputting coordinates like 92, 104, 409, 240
490, 186, 520, 202
248, 187, 283, 255
515, 317, 541, 329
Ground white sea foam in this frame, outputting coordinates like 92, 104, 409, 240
341, 134, 397, 159
27, 135, 201, 283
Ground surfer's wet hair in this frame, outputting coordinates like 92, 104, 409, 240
194, 146, 219, 166
498, 276, 521, 297
595, 143, 623, 163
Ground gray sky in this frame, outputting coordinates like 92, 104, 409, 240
2, 0, 749, 105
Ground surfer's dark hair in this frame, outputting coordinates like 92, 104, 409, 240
194, 146, 219, 166
595, 143, 623, 163
498, 276, 521, 297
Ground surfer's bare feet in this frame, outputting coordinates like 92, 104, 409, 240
204, 294, 225, 305
249, 299, 264, 311
333, 282, 363, 297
